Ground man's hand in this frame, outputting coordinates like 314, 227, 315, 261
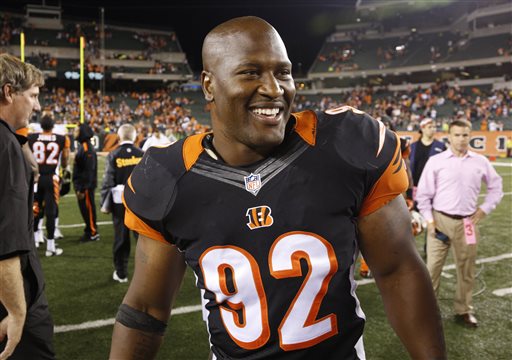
76, 191, 85, 200
427, 220, 436, 238
0, 257, 26, 360
0, 314, 25, 360
469, 208, 486, 225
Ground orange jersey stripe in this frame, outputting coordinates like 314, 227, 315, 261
122, 194, 167, 244
183, 133, 208, 171
292, 111, 317, 146
127, 176, 136, 194
15, 127, 29, 137
359, 134, 409, 217
85, 190, 97, 234
53, 177, 60, 204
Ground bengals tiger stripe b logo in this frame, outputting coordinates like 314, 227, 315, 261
246, 206, 274, 230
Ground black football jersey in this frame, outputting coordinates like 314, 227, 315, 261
124, 108, 408, 360
28, 132, 69, 175
108, 143, 144, 186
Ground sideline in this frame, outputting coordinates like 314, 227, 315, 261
54, 252, 512, 334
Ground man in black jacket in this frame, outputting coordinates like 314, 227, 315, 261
0, 54, 55, 359
100, 124, 143, 283
73, 122, 99, 243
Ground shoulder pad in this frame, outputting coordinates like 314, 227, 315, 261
320, 107, 397, 169
124, 142, 186, 221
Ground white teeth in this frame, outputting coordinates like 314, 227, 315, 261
252, 108, 280, 116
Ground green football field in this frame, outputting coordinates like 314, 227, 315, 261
38, 155, 511, 360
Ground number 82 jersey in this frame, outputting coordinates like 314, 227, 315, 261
124, 108, 408, 360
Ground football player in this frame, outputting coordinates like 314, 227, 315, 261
110, 17, 446, 360
73, 122, 99, 243
28, 115, 69, 256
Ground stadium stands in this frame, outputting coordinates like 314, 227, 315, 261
308, 1, 511, 92
0, 11, 193, 82
1, 1, 510, 135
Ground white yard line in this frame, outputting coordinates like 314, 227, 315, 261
54, 252, 512, 334
492, 162, 512, 167
58, 221, 113, 229
479, 192, 511, 197
54, 305, 203, 333
492, 288, 512, 297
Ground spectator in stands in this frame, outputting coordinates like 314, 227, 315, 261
102, 127, 120, 152
416, 119, 503, 328
0, 53, 55, 360
73, 122, 100, 243
100, 124, 144, 283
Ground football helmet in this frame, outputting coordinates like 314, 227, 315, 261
60, 169, 71, 196
411, 210, 427, 236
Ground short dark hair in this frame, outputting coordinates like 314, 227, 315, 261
40, 115, 54, 131
449, 119, 471, 132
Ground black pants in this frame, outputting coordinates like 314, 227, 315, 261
34, 174, 59, 239
112, 203, 137, 278
0, 293, 55, 360
77, 188, 98, 236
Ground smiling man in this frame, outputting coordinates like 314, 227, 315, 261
110, 16, 446, 360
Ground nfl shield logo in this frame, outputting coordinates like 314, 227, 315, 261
244, 173, 262, 196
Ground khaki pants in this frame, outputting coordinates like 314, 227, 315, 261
426, 211, 479, 315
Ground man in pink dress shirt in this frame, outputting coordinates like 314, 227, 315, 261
416, 119, 503, 328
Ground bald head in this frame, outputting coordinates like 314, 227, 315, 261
117, 124, 137, 143
202, 16, 286, 71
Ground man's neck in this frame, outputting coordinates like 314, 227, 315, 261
450, 146, 468, 157
0, 111, 18, 130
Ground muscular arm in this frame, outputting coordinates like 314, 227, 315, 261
109, 235, 187, 360
0, 256, 26, 360
358, 196, 446, 359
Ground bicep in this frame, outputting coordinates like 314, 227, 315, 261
123, 235, 187, 322
357, 196, 419, 277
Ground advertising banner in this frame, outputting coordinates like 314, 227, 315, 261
397, 131, 512, 158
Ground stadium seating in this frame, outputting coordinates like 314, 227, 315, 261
1, 12, 192, 81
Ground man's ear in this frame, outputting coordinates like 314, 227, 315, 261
201, 71, 214, 102
2, 83, 14, 104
